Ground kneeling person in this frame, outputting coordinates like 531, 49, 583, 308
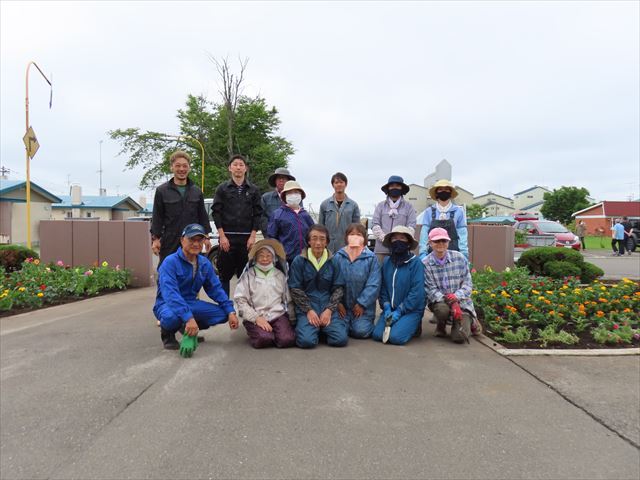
153, 224, 239, 353
234, 239, 296, 349
288, 224, 347, 348
423, 228, 477, 344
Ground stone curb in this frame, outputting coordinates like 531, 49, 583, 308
475, 333, 640, 356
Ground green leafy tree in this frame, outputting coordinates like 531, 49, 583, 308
466, 203, 488, 220
109, 58, 294, 196
540, 186, 591, 225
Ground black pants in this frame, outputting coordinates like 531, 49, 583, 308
216, 236, 248, 294
612, 239, 625, 255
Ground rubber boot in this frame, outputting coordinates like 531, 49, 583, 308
161, 328, 179, 350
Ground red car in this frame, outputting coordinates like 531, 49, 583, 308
515, 220, 581, 250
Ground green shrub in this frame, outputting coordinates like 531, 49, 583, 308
517, 246, 584, 275
580, 262, 604, 284
0, 245, 39, 273
514, 230, 527, 245
496, 326, 532, 344
537, 325, 579, 347
543, 260, 582, 279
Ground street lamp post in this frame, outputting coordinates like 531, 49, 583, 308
25, 61, 52, 249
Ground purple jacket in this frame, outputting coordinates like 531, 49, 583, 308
267, 206, 315, 263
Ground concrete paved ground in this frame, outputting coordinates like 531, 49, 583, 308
581, 250, 640, 280
1, 287, 639, 480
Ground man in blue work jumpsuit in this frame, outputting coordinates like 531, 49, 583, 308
153, 223, 239, 350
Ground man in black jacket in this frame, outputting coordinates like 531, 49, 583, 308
212, 154, 263, 295
150, 150, 211, 267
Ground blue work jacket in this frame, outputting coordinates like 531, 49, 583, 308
333, 247, 381, 312
379, 254, 426, 315
288, 250, 344, 314
154, 247, 235, 323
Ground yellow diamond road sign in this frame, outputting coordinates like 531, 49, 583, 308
23, 126, 40, 159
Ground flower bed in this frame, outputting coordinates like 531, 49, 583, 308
471, 267, 640, 349
0, 258, 131, 316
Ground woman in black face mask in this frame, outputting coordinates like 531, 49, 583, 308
417, 179, 469, 261
371, 226, 426, 345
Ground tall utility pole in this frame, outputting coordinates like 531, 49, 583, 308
98, 140, 104, 195
25, 60, 53, 249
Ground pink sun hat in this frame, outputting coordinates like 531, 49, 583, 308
428, 227, 451, 242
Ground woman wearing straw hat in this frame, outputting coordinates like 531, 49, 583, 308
371, 226, 426, 345
260, 167, 297, 234
234, 239, 296, 349
267, 180, 315, 264
418, 179, 468, 260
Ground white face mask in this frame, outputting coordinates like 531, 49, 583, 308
255, 263, 273, 273
286, 193, 302, 207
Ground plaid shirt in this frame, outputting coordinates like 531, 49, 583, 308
423, 250, 476, 317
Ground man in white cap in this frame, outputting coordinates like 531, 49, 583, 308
423, 227, 477, 344
418, 179, 468, 260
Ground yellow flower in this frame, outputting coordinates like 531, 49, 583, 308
37, 292, 43, 297
558, 313, 564, 317
538, 296, 545, 301
560, 293, 566, 297
102, 261, 108, 267
513, 289, 520, 294
472, 290, 478, 295
490, 294, 496, 298
532, 290, 540, 295
18, 287, 25, 292
33, 259, 40, 265
2, 289, 8, 294
561, 285, 569, 290
573, 289, 582, 294
546, 290, 554, 295
600, 286, 607, 291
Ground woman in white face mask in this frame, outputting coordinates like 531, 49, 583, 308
266, 180, 315, 264
233, 239, 296, 349
332, 223, 382, 339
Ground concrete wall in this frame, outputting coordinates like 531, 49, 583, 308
11, 202, 53, 246
39, 220, 154, 287
0, 202, 11, 244
406, 184, 430, 217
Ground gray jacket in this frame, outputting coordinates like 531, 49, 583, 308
319, 195, 361, 254
371, 197, 417, 255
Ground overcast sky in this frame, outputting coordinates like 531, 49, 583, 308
1, 1, 638, 215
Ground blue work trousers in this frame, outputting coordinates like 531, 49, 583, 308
295, 311, 348, 348
371, 312, 422, 345
154, 300, 228, 333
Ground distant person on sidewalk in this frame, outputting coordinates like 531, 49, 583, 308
417, 179, 468, 260
150, 150, 211, 267
371, 226, 425, 345
319, 172, 361, 254
212, 154, 263, 295
621, 217, 634, 256
233, 239, 296, 349
423, 227, 478, 344
611, 218, 625, 256
153, 224, 238, 352
371, 175, 417, 264
267, 181, 315, 265
576, 220, 587, 250
260, 167, 296, 235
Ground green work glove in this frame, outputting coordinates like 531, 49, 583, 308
179, 335, 198, 358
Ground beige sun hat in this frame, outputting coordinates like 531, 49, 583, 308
248, 238, 286, 261
428, 179, 459, 200
280, 180, 306, 201
382, 225, 418, 250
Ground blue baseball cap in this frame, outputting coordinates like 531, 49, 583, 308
181, 223, 207, 238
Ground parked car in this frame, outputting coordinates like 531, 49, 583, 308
626, 220, 639, 252
514, 219, 581, 250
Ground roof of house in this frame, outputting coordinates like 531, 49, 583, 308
0, 179, 62, 203
479, 199, 514, 209
473, 191, 513, 202
573, 201, 640, 217
52, 195, 142, 211
513, 185, 551, 196
520, 200, 545, 210
468, 215, 516, 225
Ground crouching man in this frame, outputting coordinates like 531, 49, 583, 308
423, 227, 478, 344
153, 223, 239, 355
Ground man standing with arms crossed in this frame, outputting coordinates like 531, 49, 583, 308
212, 154, 263, 295
319, 172, 361, 254
151, 150, 211, 267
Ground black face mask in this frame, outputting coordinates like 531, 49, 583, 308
390, 240, 410, 255
388, 188, 403, 198
436, 191, 452, 201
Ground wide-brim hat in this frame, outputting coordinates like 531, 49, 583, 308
248, 239, 286, 262
428, 179, 459, 200
280, 180, 306, 201
268, 167, 296, 188
381, 175, 410, 196
382, 225, 418, 250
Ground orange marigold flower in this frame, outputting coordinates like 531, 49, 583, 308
596, 311, 605, 317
